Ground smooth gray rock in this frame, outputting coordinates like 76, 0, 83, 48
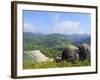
61, 45, 79, 61
78, 44, 90, 61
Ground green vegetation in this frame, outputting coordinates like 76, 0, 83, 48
23, 33, 72, 57
23, 60, 90, 69
23, 32, 90, 69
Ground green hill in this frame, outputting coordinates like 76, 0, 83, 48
23, 32, 90, 57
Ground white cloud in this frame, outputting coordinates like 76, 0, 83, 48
24, 23, 48, 34
24, 23, 35, 32
48, 13, 88, 34
52, 20, 82, 34
24, 20, 89, 35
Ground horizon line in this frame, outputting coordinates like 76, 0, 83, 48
24, 31, 91, 35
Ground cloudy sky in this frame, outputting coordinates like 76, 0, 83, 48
23, 10, 91, 35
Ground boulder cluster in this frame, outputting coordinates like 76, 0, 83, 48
26, 43, 90, 63
55, 44, 90, 62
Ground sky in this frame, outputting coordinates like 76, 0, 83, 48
23, 10, 91, 35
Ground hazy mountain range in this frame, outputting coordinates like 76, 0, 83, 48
23, 32, 90, 46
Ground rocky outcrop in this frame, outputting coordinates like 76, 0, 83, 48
78, 44, 90, 61
24, 44, 90, 63
61, 45, 79, 61
27, 50, 49, 62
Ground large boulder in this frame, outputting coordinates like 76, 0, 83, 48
61, 45, 79, 61
26, 50, 49, 62
78, 44, 90, 61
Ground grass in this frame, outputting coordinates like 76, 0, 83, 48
23, 60, 90, 69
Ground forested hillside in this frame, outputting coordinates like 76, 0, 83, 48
23, 32, 91, 69
23, 32, 90, 57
